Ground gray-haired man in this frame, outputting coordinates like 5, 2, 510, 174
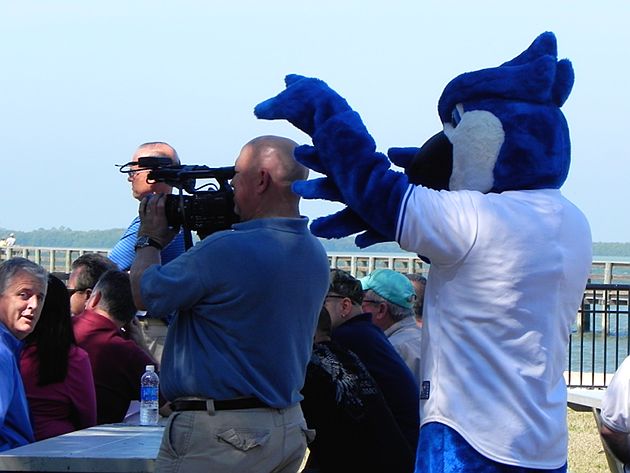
361, 269, 423, 387
0, 257, 47, 451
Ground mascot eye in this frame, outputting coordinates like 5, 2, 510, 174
451, 104, 464, 128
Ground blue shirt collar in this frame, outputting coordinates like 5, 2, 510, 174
233, 216, 309, 232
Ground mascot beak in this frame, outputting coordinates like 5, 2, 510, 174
408, 131, 453, 190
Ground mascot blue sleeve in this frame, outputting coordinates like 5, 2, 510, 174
255, 75, 411, 246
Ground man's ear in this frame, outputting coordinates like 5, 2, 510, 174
372, 307, 386, 320
86, 290, 101, 310
340, 297, 355, 317
257, 169, 271, 194
378, 302, 389, 317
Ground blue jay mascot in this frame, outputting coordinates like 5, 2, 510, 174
256, 32, 592, 472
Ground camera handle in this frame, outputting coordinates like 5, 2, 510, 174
175, 190, 195, 251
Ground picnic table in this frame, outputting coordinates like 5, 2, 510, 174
0, 423, 164, 473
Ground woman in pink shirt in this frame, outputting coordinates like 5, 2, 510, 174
20, 274, 96, 440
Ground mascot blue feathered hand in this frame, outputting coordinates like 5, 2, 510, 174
255, 31, 575, 248
254, 74, 401, 247
256, 32, 593, 473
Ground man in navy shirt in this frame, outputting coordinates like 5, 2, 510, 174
324, 268, 420, 452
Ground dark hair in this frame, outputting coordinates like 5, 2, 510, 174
93, 270, 136, 324
316, 306, 332, 338
71, 253, 118, 290
329, 269, 363, 305
24, 274, 75, 386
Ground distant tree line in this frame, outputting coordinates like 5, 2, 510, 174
592, 242, 630, 257
0, 227, 125, 249
0, 227, 626, 256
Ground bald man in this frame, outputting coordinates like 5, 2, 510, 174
110, 142, 186, 363
110, 142, 186, 271
130, 136, 330, 473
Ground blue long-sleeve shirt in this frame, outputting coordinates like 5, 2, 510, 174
141, 217, 330, 408
0, 323, 34, 451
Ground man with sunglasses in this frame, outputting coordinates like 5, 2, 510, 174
325, 269, 420, 454
361, 269, 423, 387
110, 142, 185, 271
67, 253, 117, 317
110, 142, 186, 363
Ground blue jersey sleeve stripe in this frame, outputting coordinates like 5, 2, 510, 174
395, 185, 414, 242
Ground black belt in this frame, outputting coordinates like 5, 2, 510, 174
171, 397, 269, 411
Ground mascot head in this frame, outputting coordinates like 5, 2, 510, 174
411, 31, 574, 193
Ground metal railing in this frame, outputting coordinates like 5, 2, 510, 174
567, 284, 630, 388
1, 246, 629, 284
328, 252, 427, 278
0, 246, 110, 273
1, 246, 629, 388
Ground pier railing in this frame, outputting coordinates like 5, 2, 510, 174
1, 246, 628, 283
0, 246, 110, 273
567, 283, 630, 388
1, 246, 629, 388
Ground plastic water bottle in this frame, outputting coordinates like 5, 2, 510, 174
140, 365, 159, 426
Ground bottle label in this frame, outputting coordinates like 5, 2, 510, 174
141, 386, 158, 402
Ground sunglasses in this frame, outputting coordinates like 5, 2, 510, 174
127, 168, 150, 178
362, 299, 382, 305
67, 288, 88, 296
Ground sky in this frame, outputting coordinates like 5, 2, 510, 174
0, 1, 628, 242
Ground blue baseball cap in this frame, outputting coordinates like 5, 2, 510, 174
360, 269, 415, 309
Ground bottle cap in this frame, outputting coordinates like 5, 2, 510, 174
146, 365, 155, 372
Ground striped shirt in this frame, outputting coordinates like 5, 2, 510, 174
109, 216, 186, 271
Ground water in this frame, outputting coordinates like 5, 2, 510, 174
568, 331, 630, 375
140, 366, 159, 426
140, 403, 159, 426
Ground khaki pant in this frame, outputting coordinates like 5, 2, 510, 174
155, 404, 312, 473
137, 318, 168, 364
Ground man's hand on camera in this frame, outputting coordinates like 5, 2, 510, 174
137, 193, 178, 249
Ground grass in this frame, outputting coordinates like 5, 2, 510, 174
299, 408, 609, 472
568, 408, 610, 473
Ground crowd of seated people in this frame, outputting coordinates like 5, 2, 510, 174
0, 252, 428, 472
0, 137, 432, 472
0, 254, 167, 450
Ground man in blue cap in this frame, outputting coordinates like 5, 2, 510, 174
361, 269, 423, 387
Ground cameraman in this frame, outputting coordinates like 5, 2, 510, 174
111, 142, 186, 362
130, 135, 329, 473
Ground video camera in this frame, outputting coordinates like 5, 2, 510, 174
118, 157, 239, 245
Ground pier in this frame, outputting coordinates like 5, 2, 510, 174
2, 245, 630, 389
2, 245, 629, 283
